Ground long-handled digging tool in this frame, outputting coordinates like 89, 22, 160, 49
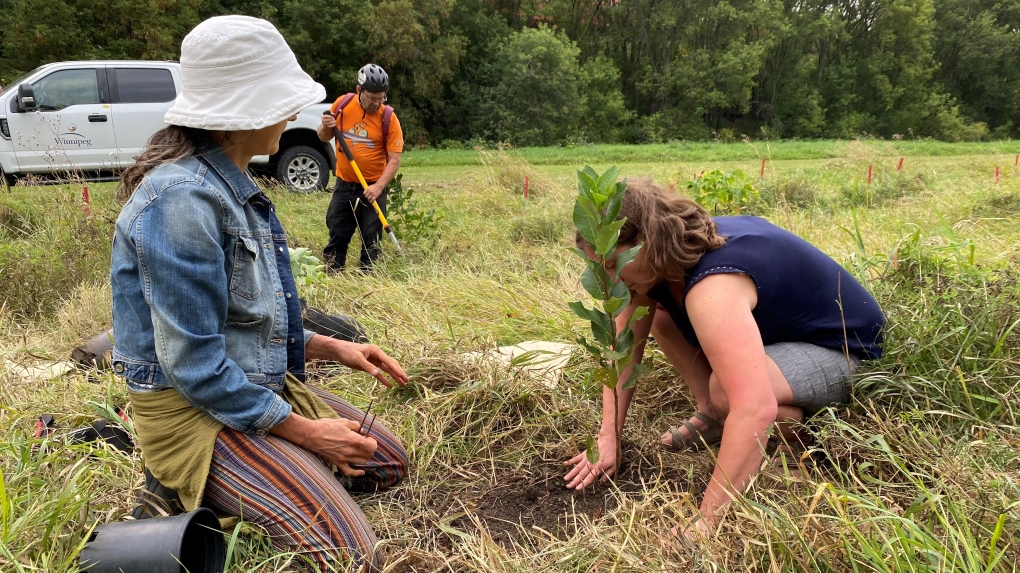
323, 110, 401, 253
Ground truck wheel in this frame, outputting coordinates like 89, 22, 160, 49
275, 146, 328, 193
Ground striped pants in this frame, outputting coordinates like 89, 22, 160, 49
202, 385, 407, 571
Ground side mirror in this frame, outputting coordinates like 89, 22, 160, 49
17, 83, 36, 111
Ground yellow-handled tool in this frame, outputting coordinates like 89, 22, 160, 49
324, 110, 402, 252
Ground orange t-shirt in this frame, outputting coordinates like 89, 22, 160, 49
329, 95, 404, 183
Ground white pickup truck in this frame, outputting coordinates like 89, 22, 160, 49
0, 60, 334, 191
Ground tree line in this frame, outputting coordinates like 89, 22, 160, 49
2, 0, 1017, 146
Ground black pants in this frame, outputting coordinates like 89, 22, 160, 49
324, 180, 387, 272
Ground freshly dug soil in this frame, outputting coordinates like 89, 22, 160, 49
448, 443, 701, 546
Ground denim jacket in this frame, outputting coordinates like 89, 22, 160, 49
111, 145, 313, 435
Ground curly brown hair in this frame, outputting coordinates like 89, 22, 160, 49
578, 177, 725, 282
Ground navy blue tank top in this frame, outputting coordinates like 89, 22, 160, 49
647, 216, 885, 359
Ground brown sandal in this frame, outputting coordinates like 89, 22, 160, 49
664, 412, 724, 451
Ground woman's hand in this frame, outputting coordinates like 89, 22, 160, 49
306, 335, 409, 388
563, 432, 618, 489
272, 414, 378, 477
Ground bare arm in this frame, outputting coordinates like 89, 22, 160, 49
318, 113, 336, 142
685, 273, 777, 522
304, 333, 409, 388
267, 334, 410, 476
364, 152, 401, 202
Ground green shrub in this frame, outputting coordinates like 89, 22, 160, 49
387, 174, 444, 249
685, 169, 762, 215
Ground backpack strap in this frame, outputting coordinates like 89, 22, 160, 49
331, 92, 357, 124
381, 105, 393, 148
332, 93, 392, 149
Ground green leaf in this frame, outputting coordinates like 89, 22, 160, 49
591, 324, 613, 348
620, 362, 649, 390
585, 435, 599, 464
568, 300, 597, 322
591, 191, 609, 210
594, 219, 626, 256
577, 336, 604, 363
577, 169, 598, 198
568, 247, 588, 260
596, 165, 620, 195
613, 243, 642, 281
616, 328, 634, 352
603, 349, 628, 361
603, 191, 624, 226
610, 279, 630, 300
571, 301, 613, 347
573, 197, 600, 244
592, 367, 618, 390
580, 165, 600, 184
627, 305, 650, 328
603, 296, 624, 316
581, 265, 611, 300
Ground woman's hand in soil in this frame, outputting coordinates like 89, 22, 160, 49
272, 414, 377, 477
563, 433, 617, 489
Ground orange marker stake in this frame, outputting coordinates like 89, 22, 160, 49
897, 157, 904, 172
82, 183, 92, 217
867, 164, 873, 185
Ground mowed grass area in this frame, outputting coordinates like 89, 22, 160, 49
2, 140, 1019, 572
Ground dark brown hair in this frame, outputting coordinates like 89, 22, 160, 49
578, 177, 725, 282
117, 126, 215, 202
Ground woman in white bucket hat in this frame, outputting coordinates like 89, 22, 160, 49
111, 15, 409, 570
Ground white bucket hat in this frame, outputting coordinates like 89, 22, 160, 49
164, 15, 326, 131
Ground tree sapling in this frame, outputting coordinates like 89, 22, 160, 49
569, 165, 648, 480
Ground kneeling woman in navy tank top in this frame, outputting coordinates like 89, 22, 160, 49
562, 177, 885, 536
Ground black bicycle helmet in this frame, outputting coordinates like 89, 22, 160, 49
357, 64, 389, 92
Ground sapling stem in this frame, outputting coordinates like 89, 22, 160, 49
358, 396, 376, 436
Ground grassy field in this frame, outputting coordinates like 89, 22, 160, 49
2, 139, 1019, 572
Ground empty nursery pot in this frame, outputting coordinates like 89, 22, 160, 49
79, 507, 225, 573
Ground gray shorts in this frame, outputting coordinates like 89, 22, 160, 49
764, 342, 861, 415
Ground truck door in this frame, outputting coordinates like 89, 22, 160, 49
5, 67, 118, 173
107, 66, 179, 168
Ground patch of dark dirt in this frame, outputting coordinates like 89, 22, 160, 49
447, 442, 704, 547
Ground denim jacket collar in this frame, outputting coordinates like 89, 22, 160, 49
195, 144, 262, 205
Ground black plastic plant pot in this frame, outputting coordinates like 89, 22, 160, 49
79, 507, 225, 573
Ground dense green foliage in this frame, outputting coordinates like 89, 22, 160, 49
1, 0, 1018, 143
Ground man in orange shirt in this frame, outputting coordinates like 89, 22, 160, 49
318, 64, 404, 272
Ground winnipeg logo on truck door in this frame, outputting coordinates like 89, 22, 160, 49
55, 133, 93, 147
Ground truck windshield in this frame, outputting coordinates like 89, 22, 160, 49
0, 66, 45, 93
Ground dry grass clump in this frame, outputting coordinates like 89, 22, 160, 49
476, 146, 558, 199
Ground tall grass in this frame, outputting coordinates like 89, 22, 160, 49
1, 141, 1018, 571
